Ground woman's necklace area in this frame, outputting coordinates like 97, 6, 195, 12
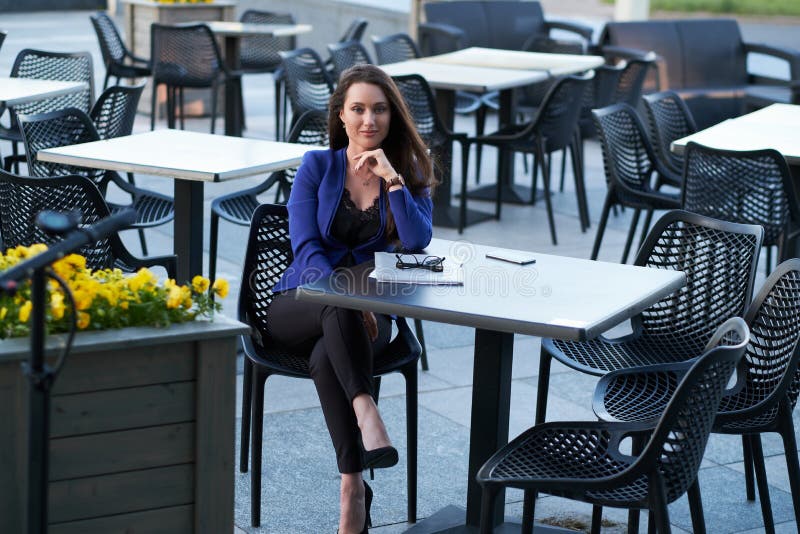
347, 152, 375, 187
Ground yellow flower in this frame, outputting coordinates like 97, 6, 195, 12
212, 278, 229, 299
192, 275, 211, 293
181, 286, 193, 309
50, 293, 65, 320
19, 301, 32, 323
72, 288, 94, 311
166, 286, 183, 309
128, 268, 157, 293
77, 311, 90, 330
0, 307, 7, 320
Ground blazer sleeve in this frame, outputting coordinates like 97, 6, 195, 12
388, 183, 433, 251
286, 151, 334, 283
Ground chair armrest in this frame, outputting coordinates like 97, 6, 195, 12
745, 41, 800, 79
544, 19, 594, 42
124, 49, 151, 67
523, 35, 585, 55
417, 22, 466, 55
601, 45, 667, 91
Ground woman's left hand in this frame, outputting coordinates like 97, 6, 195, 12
351, 148, 396, 184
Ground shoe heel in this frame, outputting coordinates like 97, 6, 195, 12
364, 481, 373, 529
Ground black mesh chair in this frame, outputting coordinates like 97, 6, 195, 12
278, 48, 335, 137
469, 74, 592, 243
0, 169, 175, 276
642, 90, 697, 187
0, 49, 94, 173
593, 259, 800, 533
90, 12, 151, 90
238, 203, 421, 527
589, 103, 682, 263
18, 108, 174, 255
479, 317, 749, 534
209, 109, 328, 284
536, 210, 764, 427
238, 10, 296, 141
149, 23, 241, 133
327, 40, 373, 82
341, 17, 368, 43
683, 142, 800, 275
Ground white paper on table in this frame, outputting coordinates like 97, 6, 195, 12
369, 252, 464, 285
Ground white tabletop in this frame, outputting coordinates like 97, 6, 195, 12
37, 129, 324, 182
671, 104, 800, 165
422, 47, 605, 76
204, 21, 312, 38
0, 77, 88, 107
379, 59, 548, 93
299, 238, 686, 341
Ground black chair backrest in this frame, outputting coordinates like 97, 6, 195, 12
641, 90, 697, 176
682, 142, 800, 248
340, 18, 368, 43
238, 203, 291, 338
279, 48, 335, 122
0, 169, 123, 271
391, 74, 450, 149
18, 108, 106, 189
531, 73, 591, 152
632, 209, 763, 358
327, 40, 373, 82
280, 109, 329, 193
578, 64, 623, 135
150, 23, 223, 87
613, 57, 654, 107
638, 316, 748, 503
372, 33, 421, 65
239, 10, 296, 72
90, 83, 145, 140
90, 12, 128, 68
718, 259, 800, 419
8, 49, 94, 119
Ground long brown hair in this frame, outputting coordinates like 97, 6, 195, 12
328, 64, 436, 241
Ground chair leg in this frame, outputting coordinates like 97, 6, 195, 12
179, 87, 185, 130
743, 434, 756, 501
250, 366, 268, 527
479, 486, 498, 534
474, 105, 486, 184
151, 83, 158, 130
765, 246, 773, 277
103, 71, 110, 91
414, 319, 428, 371
209, 212, 220, 284
458, 140, 470, 234
627, 435, 645, 533
404, 363, 418, 523
522, 489, 536, 534
570, 134, 589, 232
559, 147, 567, 193
779, 417, 800, 526
650, 477, 672, 534
590, 505, 602, 534
638, 208, 654, 253
274, 76, 282, 141
750, 434, 775, 534
591, 193, 614, 260
538, 142, 557, 245
621, 208, 641, 264
166, 86, 175, 130
535, 347, 552, 424
210, 81, 218, 134
687, 479, 706, 534
137, 229, 148, 256
239, 357, 253, 473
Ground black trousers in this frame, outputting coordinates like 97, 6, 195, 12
267, 290, 391, 473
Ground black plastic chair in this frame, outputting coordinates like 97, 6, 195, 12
209, 109, 328, 285
340, 17, 368, 44
90, 12, 151, 90
327, 39, 373, 82
149, 23, 241, 133
0, 49, 94, 173
238, 203, 421, 527
0, 168, 175, 277
589, 103, 682, 263
479, 317, 749, 534
238, 10, 296, 141
469, 74, 592, 243
18, 108, 174, 254
537, 210, 764, 426
593, 259, 800, 533
278, 47, 335, 137
683, 142, 800, 276
642, 90, 697, 188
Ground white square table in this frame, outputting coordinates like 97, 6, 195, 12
203, 21, 312, 138
0, 77, 88, 107
297, 238, 685, 532
38, 129, 323, 281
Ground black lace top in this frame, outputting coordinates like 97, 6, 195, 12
331, 188, 381, 267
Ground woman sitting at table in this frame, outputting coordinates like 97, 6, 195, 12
268, 64, 436, 533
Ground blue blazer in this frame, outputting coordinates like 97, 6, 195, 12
272, 147, 433, 293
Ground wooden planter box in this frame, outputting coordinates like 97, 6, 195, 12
0, 317, 248, 533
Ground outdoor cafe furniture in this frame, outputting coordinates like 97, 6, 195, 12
641, 90, 698, 184
479, 317, 749, 534
279, 47, 334, 140
37, 129, 323, 282
327, 39, 373, 82
0, 49, 94, 173
90, 11, 151, 91
598, 18, 800, 130
536, 210, 763, 431
18, 108, 175, 258
588, 103, 682, 263
238, 203, 421, 528
296, 237, 686, 532
593, 258, 800, 533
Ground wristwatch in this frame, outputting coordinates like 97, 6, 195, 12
386, 174, 404, 191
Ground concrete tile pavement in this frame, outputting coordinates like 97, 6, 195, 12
2, 7, 800, 534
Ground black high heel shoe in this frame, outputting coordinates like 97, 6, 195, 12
362, 480, 373, 534
359, 435, 399, 471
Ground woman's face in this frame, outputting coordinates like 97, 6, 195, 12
339, 82, 391, 153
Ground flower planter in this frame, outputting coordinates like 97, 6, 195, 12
0, 317, 248, 533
